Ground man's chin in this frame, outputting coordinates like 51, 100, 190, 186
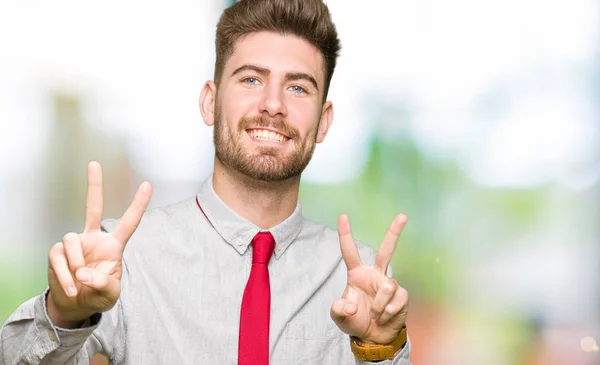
238, 161, 305, 182
241, 166, 299, 182
215, 147, 308, 182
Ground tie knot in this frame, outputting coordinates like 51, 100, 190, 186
251, 232, 275, 265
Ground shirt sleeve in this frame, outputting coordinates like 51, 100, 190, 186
1, 287, 126, 365
354, 336, 413, 365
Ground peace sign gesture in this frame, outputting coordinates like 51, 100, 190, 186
47, 161, 152, 328
330, 213, 409, 345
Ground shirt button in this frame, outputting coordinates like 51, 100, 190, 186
277, 245, 282, 251
234, 239, 243, 247
48, 330, 57, 342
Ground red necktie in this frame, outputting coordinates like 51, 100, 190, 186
238, 232, 275, 365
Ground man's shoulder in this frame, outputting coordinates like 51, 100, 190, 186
100, 197, 198, 234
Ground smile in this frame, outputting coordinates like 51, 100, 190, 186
247, 128, 289, 143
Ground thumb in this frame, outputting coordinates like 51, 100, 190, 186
330, 298, 357, 326
76, 267, 118, 296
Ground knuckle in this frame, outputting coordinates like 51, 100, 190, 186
48, 243, 64, 260
398, 286, 408, 299
50, 241, 61, 253
62, 232, 78, 244
383, 281, 396, 293
384, 305, 396, 315
396, 289, 409, 306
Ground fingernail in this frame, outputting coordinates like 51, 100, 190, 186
343, 305, 352, 314
66, 286, 76, 296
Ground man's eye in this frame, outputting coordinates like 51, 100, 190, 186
290, 85, 306, 94
244, 77, 258, 85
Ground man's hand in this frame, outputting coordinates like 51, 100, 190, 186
47, 161, 152, 328
330, 213, 409, 345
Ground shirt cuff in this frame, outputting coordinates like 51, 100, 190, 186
16, 290, 99, 365
40, 288, 102, 347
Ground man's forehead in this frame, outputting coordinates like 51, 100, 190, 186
225, 32, 325, 82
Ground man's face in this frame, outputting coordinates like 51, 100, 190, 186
208, 31, 333, 182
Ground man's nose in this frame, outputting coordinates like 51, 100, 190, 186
258, 84, 287, 118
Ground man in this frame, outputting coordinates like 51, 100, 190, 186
1, 0, 412, 363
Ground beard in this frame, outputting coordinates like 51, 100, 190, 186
213, 102, 318, 182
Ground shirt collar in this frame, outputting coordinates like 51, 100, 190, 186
196, 175, 303, 259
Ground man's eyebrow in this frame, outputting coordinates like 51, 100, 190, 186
231, 64, 270, 77
286, 72, 319, 91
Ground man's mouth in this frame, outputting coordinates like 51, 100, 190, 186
247, 128, 290, 143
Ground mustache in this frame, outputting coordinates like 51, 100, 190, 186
238, 115, 300, 140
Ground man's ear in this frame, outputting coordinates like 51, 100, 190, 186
316, 101, 334, 143
199, 81, 217, 126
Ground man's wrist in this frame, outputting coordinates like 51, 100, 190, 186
350, 326, 407, 361
46, 291, 90, 329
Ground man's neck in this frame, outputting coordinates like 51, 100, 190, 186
212, 160, 300, 230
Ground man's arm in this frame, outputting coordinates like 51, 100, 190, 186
1, 288, 124, 365
1, 162, 150, 365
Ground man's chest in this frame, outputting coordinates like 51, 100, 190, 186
119, 247, 352, 364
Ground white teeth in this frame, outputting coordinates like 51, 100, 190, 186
249, 129, 286, 142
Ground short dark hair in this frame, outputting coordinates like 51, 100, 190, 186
214, 0, 341, 99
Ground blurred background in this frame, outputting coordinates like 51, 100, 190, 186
1, 0, 599, 364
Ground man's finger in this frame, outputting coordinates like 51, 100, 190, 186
63, 232, 85, 274
330, 298, 357, 326
113, 181, 152, 244
338, 214, 362, 271
369, 277, 397, 323
374, 214, 407, 273
84, 161, 104, 233
49, 243, 77, 297
376, 286, 408, 326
